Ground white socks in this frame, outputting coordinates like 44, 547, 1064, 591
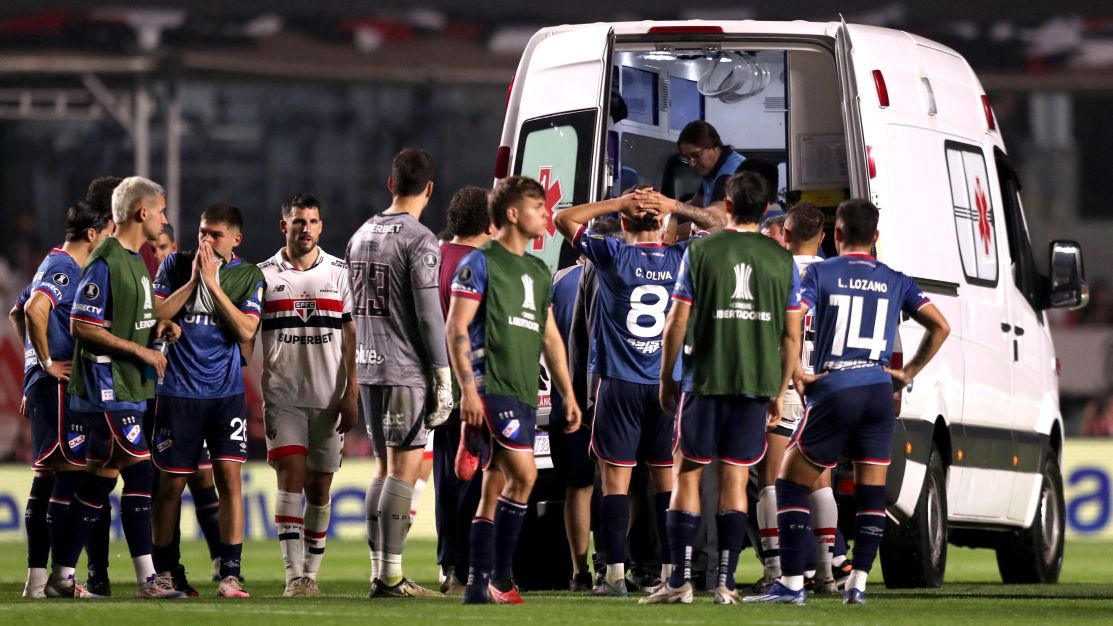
757, 486, 781, 578
303, 500, 331, 579
810, 487, 838, 581
133, 554, 156, 584
275, 490, 304, 581
847, 569, 868, 592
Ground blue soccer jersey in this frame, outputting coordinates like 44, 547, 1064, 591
551, 264, 581, 340
798, 252, 931, 401
449, 250, 490, 383
20, 249, 83, 392
153, 252, 264, 399
68, 257, 146, 412
573, 225, 689, 385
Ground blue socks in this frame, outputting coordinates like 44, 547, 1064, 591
775, 478, 812, 578
466, 517, 495, 590
120, 462, 154, 559
493, 497, 527, 584
653, 491, 671, 568
666, 510, 700, 588
852, 484, 887, 573
26, 475, 54, 568
600, 494, 629, 566
60, 474, 117, 568
191, 483, 223, 560
716, 510, 746, 591
220, 543, 243, 579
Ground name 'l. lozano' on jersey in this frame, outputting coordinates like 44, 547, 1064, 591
497, 18, 1088, 588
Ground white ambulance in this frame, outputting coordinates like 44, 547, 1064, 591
501, 20, 1087, 587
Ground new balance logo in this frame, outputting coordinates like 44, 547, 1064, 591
521, 274, 536, 311
732, 263, 753, 301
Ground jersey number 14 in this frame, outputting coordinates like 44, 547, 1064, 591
829, 294, 889, 360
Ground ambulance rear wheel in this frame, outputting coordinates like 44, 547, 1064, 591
880, 443, 947, 588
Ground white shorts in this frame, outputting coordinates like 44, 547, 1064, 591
264, 404, 343, 474
774, 387, 805, 437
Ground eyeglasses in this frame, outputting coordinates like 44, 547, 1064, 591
678, 149, 706, 166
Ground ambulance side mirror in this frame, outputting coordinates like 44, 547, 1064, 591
1047, 240, 1087, 310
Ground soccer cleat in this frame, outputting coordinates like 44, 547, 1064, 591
86, 571, 111, 597
714, 586, 742, 605
843, 588, 866, 605
749, 574, 776, 594
488, 581, 525, 604
136, 575, 187, 599
217, 576, 250, 598
461, 582, 489, 605
812, 577, 839, 595
171, 564, 199, 597
638, 581, 693, 604
44, 574, 76, 598
376, 577, 441, 598
303, 578, 321, 597
592, 578, 628, 597
22, 571, 46, 599
569, 572, 593, 592
454, 423, 482, 481
283, 577, 311, 597
742, 581, 807, 605
441, 574, 466, 596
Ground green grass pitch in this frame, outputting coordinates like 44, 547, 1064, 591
3, 538, 1113, 624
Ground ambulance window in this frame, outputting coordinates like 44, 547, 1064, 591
996, 151, 1042, 312
515, 110, 596, 211
945, 141, 999, 287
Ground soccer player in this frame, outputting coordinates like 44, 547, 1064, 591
447, 176, 582, 605
151, 202, 264, 598
434, 185, 491, 594
346, 148, 452, 598
645, 171, 802, 605
153, 224, 178, 264
10, 200, 113, 598
48, 176, 185, 599
744, 199, 949, 605
259, 193, 358, 597
553, 187, 718, 597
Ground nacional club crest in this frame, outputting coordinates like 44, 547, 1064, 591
293, 291, 316, 322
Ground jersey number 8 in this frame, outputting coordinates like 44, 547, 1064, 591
627, 285, 669, 339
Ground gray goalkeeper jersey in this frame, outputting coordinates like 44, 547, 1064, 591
345, 211, 448, 387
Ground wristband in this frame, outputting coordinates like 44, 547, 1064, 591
39, 357, 52, 370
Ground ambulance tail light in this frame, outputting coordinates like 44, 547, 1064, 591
872, 70, 890, 108
981, 94, 997, 132
867, 146, 877, 179
494, 146, 511, 179
647, 25, 724, 34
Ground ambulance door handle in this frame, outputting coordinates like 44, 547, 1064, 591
1000, 322, 1012, 332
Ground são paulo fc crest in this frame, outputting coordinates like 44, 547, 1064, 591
293, 292, 316, 322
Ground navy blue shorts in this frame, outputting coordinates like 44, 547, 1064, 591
27, 378, 87, 468
84, 409, 150, 464
480, 393, 537, 471
676, 393, 768, 466
789, 383, 895, 469
152, 395, 248, 474
591, 378, 674, 468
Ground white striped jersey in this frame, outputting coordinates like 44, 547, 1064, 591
258, 247, 353, 409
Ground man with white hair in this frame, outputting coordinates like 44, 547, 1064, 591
47, 176, 186, 599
